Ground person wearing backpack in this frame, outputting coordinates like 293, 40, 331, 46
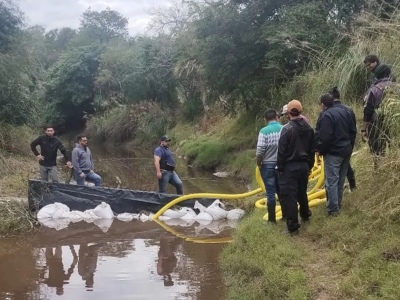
154, 135, 183, 195
361, 63, 395, 168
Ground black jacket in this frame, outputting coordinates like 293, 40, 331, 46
277, 118, 315, 172
30, 135, 69, 167
317, 103, 356, 157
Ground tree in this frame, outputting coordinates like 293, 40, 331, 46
45, 45, 102, 130
0, 0, 23, 52
79, 8, 128, 43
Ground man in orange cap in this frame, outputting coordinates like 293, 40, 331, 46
277, 100, 315, 235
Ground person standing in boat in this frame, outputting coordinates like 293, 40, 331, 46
154, 135, 183, 195
71, 135, 102, 187
30, 125, 72, 183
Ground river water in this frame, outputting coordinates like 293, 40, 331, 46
0, 145, 247, 300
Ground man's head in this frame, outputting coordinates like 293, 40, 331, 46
364, 54, 380, 71
287, 100, 303, 118
77, 135, 88, 147
374, 63, 392, 80
160, 135, 171, 147
44, 125, 55, 138
328, 87, 340, 100
264, 109, 278, 123
320, 93, 335, 111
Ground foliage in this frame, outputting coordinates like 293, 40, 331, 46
85, 102, 171, 144
45, 45, 102, 130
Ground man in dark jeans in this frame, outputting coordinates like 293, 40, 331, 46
30, 125, 72, 182
256, 109, 283, 223
318, 94, 357, 216
277, 100, 315, 235
154, 135, 183, 195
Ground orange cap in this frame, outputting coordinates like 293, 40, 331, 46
287, 99, 303, 114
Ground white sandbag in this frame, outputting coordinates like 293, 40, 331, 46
226, 219, 239, 229
226, 209, 245, 220
83, 209, 101, 222
52, 209, 71, 219
139, 213, 152, 222
194, 211, 213, 221
164, 218, 188, 226
37, 204, 57, 219
93, 202, 114, 219
205, 200, 228, 220
194, 219, 213, 234
180, 208, 197, 220
54, 202, 70, 211
39, 218, 70, 231
94, 218, 114, 233
194, 200, 207, 212
158, 215, 172, 221
162, 209, 186, 219
117, 213, 136, 222
69, 210, 85, 222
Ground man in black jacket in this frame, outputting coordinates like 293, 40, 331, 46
31, 126, 71, 183
277, 100, 315, 235
318, 94, 356, 216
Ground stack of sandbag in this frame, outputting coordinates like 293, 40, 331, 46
158, 199, 245, 224
37, 202, 116, 232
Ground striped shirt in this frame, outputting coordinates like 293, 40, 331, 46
256, 121, 283, 163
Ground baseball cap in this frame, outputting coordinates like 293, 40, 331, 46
160, 135, 171, 142
287, 100, 303, 114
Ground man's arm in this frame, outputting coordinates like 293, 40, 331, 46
71, 149, 82, 174
154, 155, 162, 179
90, 150, 94, 171
350, 110, 357, 149
58, 140, 71, 165
277, 127, 290, 171
308, 129, 316, 171
317, 114, 334, 156
256, 131, 266, 167
30, 136, 41, 156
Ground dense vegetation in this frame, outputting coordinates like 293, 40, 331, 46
1, 0, 397, 137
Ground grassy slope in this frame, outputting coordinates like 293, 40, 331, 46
221, 145, 400, 300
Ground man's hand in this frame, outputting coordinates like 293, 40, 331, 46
79, 173, 85, 178
361, 130, 368, 143
66, 161, 72, 168
90, 170, 94, 174
36, 155, 44, 161
156, 171, 162, 179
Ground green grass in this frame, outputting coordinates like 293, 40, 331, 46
0, 200, 37, 237
221, 210, 311, 300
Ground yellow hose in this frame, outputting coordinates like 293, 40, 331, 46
153, 153, 328, 226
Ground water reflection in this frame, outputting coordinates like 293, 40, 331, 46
0, 221, 229, 300
157, 233, 181, 287
41, 246, 78, 295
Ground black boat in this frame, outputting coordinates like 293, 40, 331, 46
28, 180, 214, 214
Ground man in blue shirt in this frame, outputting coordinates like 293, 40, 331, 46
154, 135, 183, 195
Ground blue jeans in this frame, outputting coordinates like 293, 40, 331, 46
324, 154, 350, 213
158, 170, 183, 195
260, 163, 279, 206
75, 171, 102, 187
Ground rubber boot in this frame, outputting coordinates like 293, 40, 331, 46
267, 204, 276, 224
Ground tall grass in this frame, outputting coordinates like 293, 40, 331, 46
85, 102, 172, 144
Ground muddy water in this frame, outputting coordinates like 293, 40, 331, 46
0, 145, 247, 300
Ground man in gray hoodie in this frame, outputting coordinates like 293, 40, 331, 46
71, 136, 102, 186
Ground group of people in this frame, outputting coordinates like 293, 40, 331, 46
31, 129, 102, 186
30, 127, 183, 195
256, 54, 395, 235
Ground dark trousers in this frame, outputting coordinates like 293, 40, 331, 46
347, 164, 356, 189
279, 162, 310, 233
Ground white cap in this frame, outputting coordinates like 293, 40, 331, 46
281, 104, 288, 114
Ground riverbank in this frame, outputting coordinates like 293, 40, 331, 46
221, 145, 400, 300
